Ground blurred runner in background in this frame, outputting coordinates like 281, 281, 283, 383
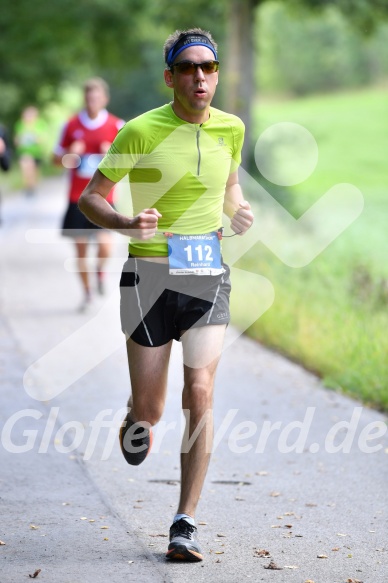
14, 106, 46, 196
53, 78, 124, 311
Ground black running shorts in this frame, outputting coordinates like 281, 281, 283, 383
62, 202, 113, 239
119, 255, 231, 347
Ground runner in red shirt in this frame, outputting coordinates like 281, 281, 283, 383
54, 77, 124, 311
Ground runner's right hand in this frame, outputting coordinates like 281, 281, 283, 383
129, 208, 162, 240
68, 140, 86, 156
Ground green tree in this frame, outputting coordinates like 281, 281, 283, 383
1, 0, 387, 165
0, 0, 151, 125
258, 3, 388, 96
224, 0, 388, 166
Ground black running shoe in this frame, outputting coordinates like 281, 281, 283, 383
166, 519, 203, 562
119, 412, 153, 466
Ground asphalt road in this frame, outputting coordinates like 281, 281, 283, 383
0, 176, 387, 583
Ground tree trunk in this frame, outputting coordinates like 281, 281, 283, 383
225, 0, 260, 169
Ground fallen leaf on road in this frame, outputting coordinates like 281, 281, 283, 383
215, 559, 221, 563
149, 534, 168, 537
255, 549, 270, 557
337, 533, 347, 537
100, 526, 109, 530
29, 525, 39, 530
264, 561, 283, 570
198, 521, 207, 525
80, 517, 88, 521
332, 547, 340, 551
89, 520, 95, 523
284, 565, 298, 569
215, 551, 224, 554
346, 579, 363, 583
28, 569, 41, 578
270, 491, 280, 497
305, 580, 315, 583
62, 502, 70, 506
0, 541, 5, 545
128, 561, 134, 564
103, 537, 109, 541
217, 533, 226, 537
317, 554, 328, 559
271, 525, 281, 528
284, 524, 293, 529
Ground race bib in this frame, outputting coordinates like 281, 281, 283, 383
167, 232, 224, 276
76, 154, 103, 179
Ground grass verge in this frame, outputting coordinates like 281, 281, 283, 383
231, 87, 388, 411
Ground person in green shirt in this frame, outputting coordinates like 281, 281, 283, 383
14, 106, 47, 196
79, 27, 254, 562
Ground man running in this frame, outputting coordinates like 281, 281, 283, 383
79, 28, 254, 561
54, 78, 124, 311
14, 106, 47, 197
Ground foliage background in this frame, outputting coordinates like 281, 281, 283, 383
1, 0, 387, 128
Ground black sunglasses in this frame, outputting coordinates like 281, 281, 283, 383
169, 60, 219, 75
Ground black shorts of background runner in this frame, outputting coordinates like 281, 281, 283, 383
62, 202, 112, 239
120, 254, 231, 347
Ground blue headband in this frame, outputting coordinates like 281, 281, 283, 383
166, 33, 218, 67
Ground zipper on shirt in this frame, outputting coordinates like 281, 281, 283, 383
196, 125, 202, 176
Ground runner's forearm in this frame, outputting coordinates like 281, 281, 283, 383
78, 169, 133, 234
79, 170, 161, 239
223, 182, 245, 219
78, 190, 132, 234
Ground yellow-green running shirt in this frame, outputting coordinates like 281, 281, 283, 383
98, 103, 245, 256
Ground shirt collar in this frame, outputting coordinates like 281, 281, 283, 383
79, 109, 108, 130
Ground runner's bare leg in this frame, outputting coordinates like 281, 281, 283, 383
75, 239, 90, 296
125, 338, 173, 425
96, 230, 112, 273
178, 325, 226, 518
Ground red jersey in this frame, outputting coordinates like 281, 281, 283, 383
55, 109, 124, 203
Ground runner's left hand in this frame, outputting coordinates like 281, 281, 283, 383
230, 201, 254, 235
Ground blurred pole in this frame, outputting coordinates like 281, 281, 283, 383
225, 0, 260, 169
